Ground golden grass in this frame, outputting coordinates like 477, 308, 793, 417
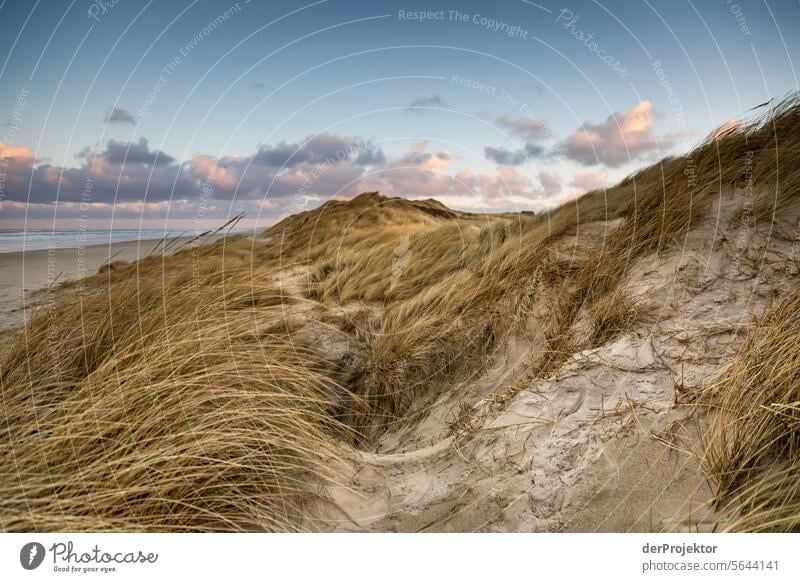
2, 94, 800, 531
704, 285, 800, 532
523, 93, 800, 380
0, 264, 349, 531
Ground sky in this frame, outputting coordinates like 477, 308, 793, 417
1, 0, 799, 231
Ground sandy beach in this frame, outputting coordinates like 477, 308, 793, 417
0, 237, 193, 331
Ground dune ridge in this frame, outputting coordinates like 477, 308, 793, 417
2, 94, 800, 532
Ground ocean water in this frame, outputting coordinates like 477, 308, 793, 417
0, 229, 180, 254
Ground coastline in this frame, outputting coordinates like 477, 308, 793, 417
0, 236, 198, 332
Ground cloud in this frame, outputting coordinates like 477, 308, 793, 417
523, 143, 545, 158
0, 196, 280, 230
251, 142, 308, 167
484, 146, 527, 166
252, 134, 383, 168
102, 137, 174, 166
358, 141, 550, 210
1, 134, 364, 227
103, 107, 137, 125
0, 139, 35, 163
569, 169, 608, 195
484, 142, 546, 166
496, 115, 550, 140
405, 94, 447, 114
186, 134, 385, 200
708, 119, 741, 142
21, 140, 193, 205
563, 101, 678, 167
355, 147, 386, 166
538, 171, 562, 197
2, 136, 566, 224
189, 154, 241, 191
485, 114, 551, 166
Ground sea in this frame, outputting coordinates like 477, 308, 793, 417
0, 229, 183, 254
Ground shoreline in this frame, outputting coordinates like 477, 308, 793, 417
0, 236, 201, 331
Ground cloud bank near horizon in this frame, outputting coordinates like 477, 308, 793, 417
0, 100, 678, 228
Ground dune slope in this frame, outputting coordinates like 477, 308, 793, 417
2, 95, 800, 532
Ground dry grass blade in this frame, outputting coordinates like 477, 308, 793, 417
2, 93, 800, 532
0, 268, 349, 532
704, 285, 800, 532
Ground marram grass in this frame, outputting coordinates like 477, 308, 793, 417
2, 94, 800, 531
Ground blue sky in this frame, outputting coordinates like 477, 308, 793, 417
1, 0, 798, 229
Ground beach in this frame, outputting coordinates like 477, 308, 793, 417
0, 237, 192, 331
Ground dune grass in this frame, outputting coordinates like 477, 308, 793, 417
705, 285, 800, 532
346, 93, 800, 437
0, 264, 348, 531
1, 94, 799, 531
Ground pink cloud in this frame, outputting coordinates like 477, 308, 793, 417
357, 143, 546, 209
564, 101, 679, 167
569, 169, 608, 196
2, 135, 574, 224
0, 140, 35, 162
708, 119, 741, 142
190, 154, 240, 191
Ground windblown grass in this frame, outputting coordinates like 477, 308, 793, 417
705, 285, 800, 532
524, 93, 800, 379
0, 265, 348, 531
2, 94, 800, 531
277, 93, 800, 441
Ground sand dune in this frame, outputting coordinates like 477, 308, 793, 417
317, 188, 796, 532
1, 95, 799, 532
